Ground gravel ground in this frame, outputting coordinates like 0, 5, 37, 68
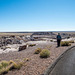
0, 41, 75, 75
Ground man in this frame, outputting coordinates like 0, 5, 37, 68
57, 33, 62, 47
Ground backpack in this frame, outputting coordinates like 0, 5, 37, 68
57, 35, 61, 40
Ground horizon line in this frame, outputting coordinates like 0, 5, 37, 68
0, 31, 75, 33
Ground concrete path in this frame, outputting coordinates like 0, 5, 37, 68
49, 47, 75, 75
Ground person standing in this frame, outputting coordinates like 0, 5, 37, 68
57, 33, 62, 47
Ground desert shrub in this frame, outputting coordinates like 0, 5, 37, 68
0, 60, 25, 75
9, 60, 22, 70
61, 41, 71, 46
0, 67, 9, 74
1, 61, 9, 68
0, 64, 3, 69
34, 48, 42, 54
0, 61, 10, 74
29, 44, 36, 47
40, 49, 50, 58
50, 40, 53, 42
13, 63, 21, 70
45, 45, 52, 49
68, 40, 74, 43
23, 58, 30, 62
6, 47, 11, 49
25, 58, 30, 61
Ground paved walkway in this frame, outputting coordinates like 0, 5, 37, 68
49, 47, 75, 75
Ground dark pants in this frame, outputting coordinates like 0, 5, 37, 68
57, 40, 61, 47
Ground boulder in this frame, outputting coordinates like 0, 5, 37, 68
6, 39, 12, 44
18, 45, 27, 51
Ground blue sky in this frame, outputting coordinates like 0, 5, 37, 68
0, 0, 75, 32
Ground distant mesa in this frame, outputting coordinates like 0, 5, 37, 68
32, 32, 55, 35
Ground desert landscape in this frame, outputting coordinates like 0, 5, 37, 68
0, 0, 75, 74
0, 32, 75, 75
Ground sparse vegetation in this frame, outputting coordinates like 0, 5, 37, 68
40, 49, 50, 58
68, 40, 74, 43
0, 64, 3, 69
34, 48, 42, 54
6, 47, 11, 49
1, 61, 9, 68
23, 58, 30, 62
0, 67, 10, 74
0, 32, 75, 75
0, 61, 10, 74
61, 41, 71, 46
45, 45, 52, 49
29, 44, 36, 47
0, 60, 25, 75
9, 60, 22, 69
25, 58, 30, 61
50, 40, 53, 42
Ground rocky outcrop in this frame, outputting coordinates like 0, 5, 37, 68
0, 36, 26, 47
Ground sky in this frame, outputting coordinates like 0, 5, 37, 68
0, 0, 75, 32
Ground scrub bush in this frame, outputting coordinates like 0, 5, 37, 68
61, 41, 71, 46
40, 49, 50, 58
34, 48, 42, 54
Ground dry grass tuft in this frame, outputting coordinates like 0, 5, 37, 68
40, 49, 50, 58
61, 41, 71, 46
0, 59, 26, 75
29, 44, 36, 47
34, 48, 42, 54
68, 40, 74, 43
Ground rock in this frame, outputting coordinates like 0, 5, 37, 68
6, 38, 12, 44
18, 45, 27, 51
10, 35, 15, 38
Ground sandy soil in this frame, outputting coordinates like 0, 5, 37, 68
0, 41, 75, 75
0, 32, 32, 36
